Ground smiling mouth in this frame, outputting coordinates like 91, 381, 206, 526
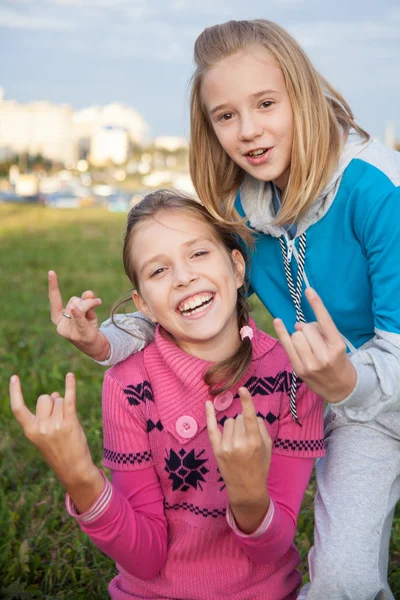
177, 293, 214, 317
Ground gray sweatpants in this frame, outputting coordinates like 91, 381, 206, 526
299, 407, 400, 600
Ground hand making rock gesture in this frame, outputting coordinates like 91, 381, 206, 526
206, 387, 272, 534
48, 270, 110, 361
10, 373, 104, 513
273, 288, 357, 404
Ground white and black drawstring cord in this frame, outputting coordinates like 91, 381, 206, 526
278, 232, 307, 425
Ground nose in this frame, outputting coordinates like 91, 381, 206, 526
238, 114, 263, 142
173, 262, 198, 288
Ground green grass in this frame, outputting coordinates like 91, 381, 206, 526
0, 204, 399, 599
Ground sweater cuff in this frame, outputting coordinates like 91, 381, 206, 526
334, 362, 379, 413
226, 499, 274, 538
65, 470, 112, 523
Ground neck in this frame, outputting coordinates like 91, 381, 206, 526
174, 317, 241, 363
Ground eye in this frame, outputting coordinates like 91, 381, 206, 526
259, 100, 273, 109
218, 112, 233, 122
191, 250, 209, 259
150, 267, 167, 278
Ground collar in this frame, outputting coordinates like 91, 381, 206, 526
144, 318, 278, 444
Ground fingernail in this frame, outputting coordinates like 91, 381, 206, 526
10, 375, 17, 384
307, 288, 317, 299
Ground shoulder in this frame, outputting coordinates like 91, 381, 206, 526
104, 343, 155, 400
354, 141, 400, 186
342, 142, 400, 196
336, 148, 400, 233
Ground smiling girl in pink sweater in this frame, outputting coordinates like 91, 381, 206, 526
11, 190, 325, 599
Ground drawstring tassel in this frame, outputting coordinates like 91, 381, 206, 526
279, 232, 307, 425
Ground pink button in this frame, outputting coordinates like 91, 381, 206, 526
176, 415, 198, 439
213, 391, 234, 412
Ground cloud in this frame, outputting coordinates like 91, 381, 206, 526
289, 18, 400, 49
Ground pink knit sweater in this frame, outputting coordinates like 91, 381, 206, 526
67, 321, 324, 599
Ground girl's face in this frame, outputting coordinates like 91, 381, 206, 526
201, 45, 294, 191
131, 210, 245, 361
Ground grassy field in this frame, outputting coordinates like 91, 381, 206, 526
0, 204, 399, 599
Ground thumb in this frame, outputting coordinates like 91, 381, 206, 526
64, 373, 76, 418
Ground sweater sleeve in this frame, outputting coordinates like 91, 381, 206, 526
66, 467, 168, 580
96, 312, 156, 366
273, 378, 325, 459
226, 454, 314, 563
102, 368, 155, 472
335, 181, 400, 421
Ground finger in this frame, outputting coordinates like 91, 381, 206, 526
50, 392, 61, 401
71, 298, 101, 323
220, 417, 235, 450
51, 395, 64, 423
81, 290, 96, 300
10, 375, 35, 429
48, 271, 64, 325
238, 387, 259, 435
206, 401, 222, 450
257, 417, 272, 450
305, 288, 339, 342
36, 394, 54, 420
63, 373, 76, 417
232, 413, 246, 441
273, 318, 303, 374
297, 322, 329, 359
80, 291, 101, 320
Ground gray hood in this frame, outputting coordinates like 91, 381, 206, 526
240, 129, 372, 238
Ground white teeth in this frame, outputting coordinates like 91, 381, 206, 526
178, 293, 213, 314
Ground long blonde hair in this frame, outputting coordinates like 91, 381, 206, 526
190, 19, 369, 228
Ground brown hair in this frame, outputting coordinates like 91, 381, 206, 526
112, 189, 252, 395
190, 19, 369, 228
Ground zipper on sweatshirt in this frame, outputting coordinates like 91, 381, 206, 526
283, 234, 295, 262
286, 238, 295, 262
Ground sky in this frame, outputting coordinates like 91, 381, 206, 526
1, 0, 399, 141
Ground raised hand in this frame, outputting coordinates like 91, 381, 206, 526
10, 373, 104, 512
206, 387, 272, 533
48, 270, 110, 361
273, 287, 357, 403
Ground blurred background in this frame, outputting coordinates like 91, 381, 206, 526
0, 1, 399, 598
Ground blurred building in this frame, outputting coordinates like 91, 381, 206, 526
90, 126, 129, 166
73, 102, 149, 165
384, 121, 396, 150
0, 88, 74, 164
0, 90, 150, 167
153, 135, 188, 152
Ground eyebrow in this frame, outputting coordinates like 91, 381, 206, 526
209, 89, 280, 116
139, 237, 213, 274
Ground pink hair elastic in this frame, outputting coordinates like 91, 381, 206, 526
240, 325, 253, 341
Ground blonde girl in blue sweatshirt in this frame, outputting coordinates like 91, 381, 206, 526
51, 19, 400, 600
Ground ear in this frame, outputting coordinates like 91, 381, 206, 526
231, 249, 246, 289
132, 290, 158, 323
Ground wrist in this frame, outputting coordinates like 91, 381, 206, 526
326, 361, 357, 404
229, 491, 270, 534
74, 332, 111, 361
64, 465, 105, 514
